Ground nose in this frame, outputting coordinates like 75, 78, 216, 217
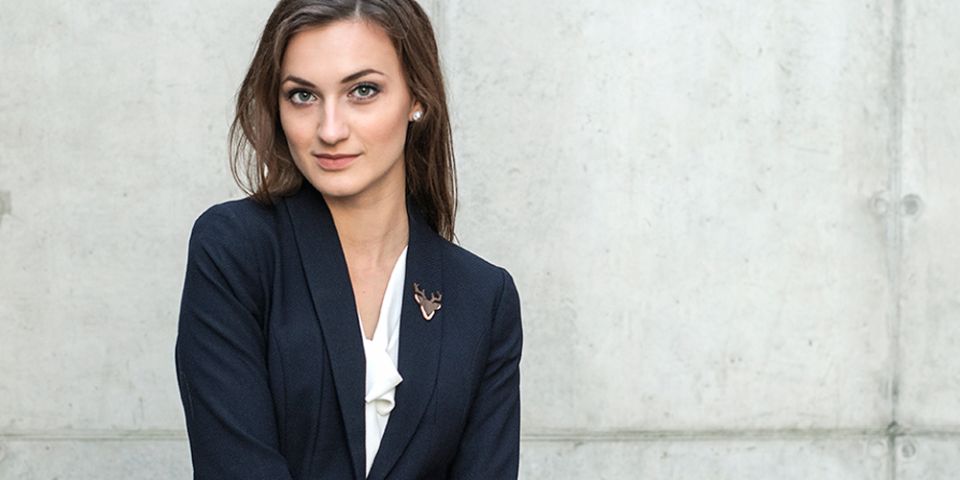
317, 102, 349, 145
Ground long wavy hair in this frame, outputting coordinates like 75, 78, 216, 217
229, 0, 457, 240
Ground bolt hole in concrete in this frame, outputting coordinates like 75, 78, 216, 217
901, 441, 917, 458
0, 190, 9, 226
870, 191, 890, 216
868, 440, 887, 457
901, 193, 923, 217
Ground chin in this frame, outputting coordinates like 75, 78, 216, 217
304, 175, 366, 199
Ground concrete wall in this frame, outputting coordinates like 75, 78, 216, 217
0, 0, 957, 478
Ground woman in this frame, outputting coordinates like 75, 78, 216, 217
174, 1, 523, 479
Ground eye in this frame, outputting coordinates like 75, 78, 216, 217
350, 83, 380, 101
287, 89, 316, 105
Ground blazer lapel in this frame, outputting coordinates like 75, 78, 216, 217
284, 183, 366, 480
367, 198, 444, 480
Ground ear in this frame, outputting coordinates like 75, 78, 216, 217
408, 99, 424, 122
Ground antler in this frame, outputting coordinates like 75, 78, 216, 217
412, 282, 442, 320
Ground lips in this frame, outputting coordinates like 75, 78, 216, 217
312, 153, 359, 171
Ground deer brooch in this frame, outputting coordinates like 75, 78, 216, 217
412, 283, 442, 321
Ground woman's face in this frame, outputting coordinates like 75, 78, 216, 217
279, 20, 420, 202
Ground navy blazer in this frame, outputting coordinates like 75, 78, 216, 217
175, 182, 522, 479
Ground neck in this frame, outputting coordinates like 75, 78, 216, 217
324, 187, 409, 268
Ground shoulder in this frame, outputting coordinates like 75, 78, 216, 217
188, 197, 283, 263
437, 240, 522, 356
186, 197, 281, 281
191, 197, 280, 242
438, 240, 520, 311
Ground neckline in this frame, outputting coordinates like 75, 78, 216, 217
359, 244, 409, 342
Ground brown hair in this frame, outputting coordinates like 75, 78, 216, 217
229, 0, 457, 240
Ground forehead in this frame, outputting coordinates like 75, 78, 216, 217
281, 20, 401, 79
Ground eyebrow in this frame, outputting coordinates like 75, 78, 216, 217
281, 69, 386, 87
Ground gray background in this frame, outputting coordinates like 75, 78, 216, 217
1, 0, 959, 478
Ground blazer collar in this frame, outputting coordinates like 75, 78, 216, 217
284, 181, 444, 480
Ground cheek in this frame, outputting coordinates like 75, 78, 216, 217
357, 110, 409, 152
279, 107, 314, 149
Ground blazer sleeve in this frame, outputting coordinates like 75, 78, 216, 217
448, 267, 523, 479
174, 209, 294, 480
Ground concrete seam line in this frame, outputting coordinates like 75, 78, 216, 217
0, 430, 187, 441
885, 0, 907, 478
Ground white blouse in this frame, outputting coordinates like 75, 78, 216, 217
357, 245, 407, 477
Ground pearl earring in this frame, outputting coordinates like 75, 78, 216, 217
411, 111, 423, 122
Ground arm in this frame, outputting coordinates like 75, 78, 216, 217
174, 209, 293, 480
448, 268, 523, 479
